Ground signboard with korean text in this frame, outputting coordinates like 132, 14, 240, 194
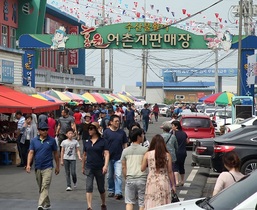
0, 59, 14, 83
20, 22, 241, 50
22, 50, 35, 87
0, 0, 18, 28
162, 68, 237, 77
68, 26, 79, 67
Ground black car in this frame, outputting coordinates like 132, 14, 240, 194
192, 125, 257, 168
212, 129, 257, 174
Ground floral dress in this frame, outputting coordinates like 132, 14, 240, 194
144, 150, 171, 209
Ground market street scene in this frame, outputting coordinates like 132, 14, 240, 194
1, 0, 257, 210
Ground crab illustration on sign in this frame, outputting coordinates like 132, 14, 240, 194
204, 30, 232, 51
51, 26, 69, 50
80, 25, 110, 49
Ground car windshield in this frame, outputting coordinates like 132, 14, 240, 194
215, 110, 232, 118
206, 109, 215, 113
200, 173, 256, 209
182, 118, 210, 128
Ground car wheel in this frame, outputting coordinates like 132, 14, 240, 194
241, 159, 257, 175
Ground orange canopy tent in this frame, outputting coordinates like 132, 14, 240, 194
0, 85, 60, 113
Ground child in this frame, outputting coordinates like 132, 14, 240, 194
60, 128, 82, 191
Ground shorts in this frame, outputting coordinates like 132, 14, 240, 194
125, 179, 146, 207
85, 168, 105, 194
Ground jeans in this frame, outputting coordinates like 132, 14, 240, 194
142, 118, 149, 133
107, 159, 122, 195
35, 168, 53, 207
64, 159, 77, 187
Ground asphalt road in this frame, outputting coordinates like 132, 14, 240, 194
0, 116, 214, 210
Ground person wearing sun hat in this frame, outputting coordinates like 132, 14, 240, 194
26, 122, 60, 210
81, 113, 92, 148
82, 122, 109, 210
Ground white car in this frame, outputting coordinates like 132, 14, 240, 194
203, 107, 216, 117
149, 170, 257, 210
212, 108, 232, 135
225, 116, 257, 133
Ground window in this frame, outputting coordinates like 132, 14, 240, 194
1, 25, 8, 47
10, 28, 16, 48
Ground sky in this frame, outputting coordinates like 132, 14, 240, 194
47, 0, 245, 93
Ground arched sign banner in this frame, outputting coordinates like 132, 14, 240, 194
18, 22, 256, 97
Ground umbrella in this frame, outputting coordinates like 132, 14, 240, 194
95, 93, 114, 103
117, 93, 134, 103
198, 94, 212, 103
38, 92, 64, 104
204, 91, 235, 105
120, 91, 140, 102
44, 89, 71, 102
82, 92, 105, 104
104, 94, 123, 103
110, 93, 127, 103
63, 91, 89, 103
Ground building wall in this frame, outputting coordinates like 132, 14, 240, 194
146, 88, 164, 104
165, 90, 213, 102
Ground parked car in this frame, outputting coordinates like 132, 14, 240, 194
177, 113, 215, 146
212, 108, 232, 135
196, 104, 205, 113
150, 170, 257, 210
225, 116, 257, 133
192, 126, 257, 168
203, 107, 216, 117
212, 130, 257, 174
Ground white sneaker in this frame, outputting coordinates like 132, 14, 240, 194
66, 187, 72, 191
73, 184, 77, 188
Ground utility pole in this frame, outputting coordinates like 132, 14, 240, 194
109, 46, 113, 90
237, 0, 243, 96
100, 0, 105, 88
141, 0, 147, 99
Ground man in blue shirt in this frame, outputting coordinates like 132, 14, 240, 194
26, 122, 60, 210
140, 104, 151, 133
103, 115, 128, 200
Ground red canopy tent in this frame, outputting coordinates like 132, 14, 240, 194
0, 85, 60, 113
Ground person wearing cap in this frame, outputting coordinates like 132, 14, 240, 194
82, 122, 109, 210
26, 122, 60, 210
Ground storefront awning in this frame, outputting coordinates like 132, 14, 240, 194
0, 85, 60, 113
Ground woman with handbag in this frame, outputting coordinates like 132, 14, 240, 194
141, 134, 176, 209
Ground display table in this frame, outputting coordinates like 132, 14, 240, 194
0, 143, 20, 165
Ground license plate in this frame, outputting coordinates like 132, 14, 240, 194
189, 138, 197, 142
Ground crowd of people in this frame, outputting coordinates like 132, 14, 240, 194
11, 101, 244, 210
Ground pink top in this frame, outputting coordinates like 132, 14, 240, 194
48, 117, 56, 138
213, 171, 244, 194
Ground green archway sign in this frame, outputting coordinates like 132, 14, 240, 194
19, 22, 239, 50
19, 22, 254, 98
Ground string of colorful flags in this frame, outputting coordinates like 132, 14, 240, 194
48, 0, 241, 33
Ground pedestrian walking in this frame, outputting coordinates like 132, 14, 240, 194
26, 122, 60, 210
152, 103, 160, 122
124, 104, 135, 130
20, 114, 38, 168
81, 113, 92, 148
47, 112, 56, 138
213, 151, 244, 196
15, 110, 25, 167
141, 134, 176, 209
56, 108, 76, 151
140, 103, 151, 133
171, 120, 189, 187
103, 115, 128, 200
82, 122, 109, 210
121, 128, 148, 210
73, 108, 82, 140
60, 128, 82, 191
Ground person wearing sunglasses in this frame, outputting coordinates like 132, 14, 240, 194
82, 122, 109, 210
26, 122, 60, 210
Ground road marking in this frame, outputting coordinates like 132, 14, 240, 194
179, 190, 188, 195
186, 169, 198, 182
184, 183, 191, 187
194, 166, 200, 169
